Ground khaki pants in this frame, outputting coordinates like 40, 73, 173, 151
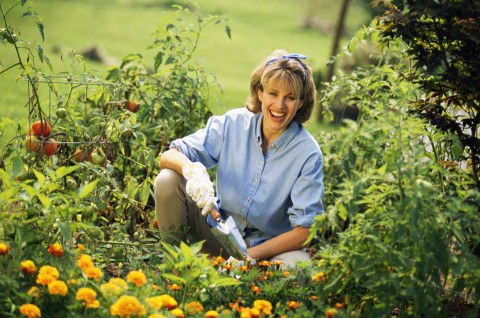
154, 168, 311, 268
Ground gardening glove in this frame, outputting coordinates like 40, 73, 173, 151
182, 162, 214, 217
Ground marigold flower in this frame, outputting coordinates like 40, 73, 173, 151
312, 272, 328, 283
326, 308, 338, 318
19, 303, 41, 318
335, 302, 344, 309
239, 265, 249, 271
27, 286, 40, 299
146, 294, 178, 310
204, 310, 219, 318
100, 278, 128, 297
126, 270, 147, 287
20, 260, 37, 275
48, 242, 64, 257
310, 295, 319, 301
184, 301, 204, 315
77, 243, 86, 252
250, 285, 261, 294
148, 315, 167, 318
84, 266, 103, 280
0, 242, 10, 255
110, 295, 146, 317
168, 283, 181, 291
77, 254, 94, 270
48, 280, 68, 297
253, 300, 272, 315
258, 260, 271, 267
36, 265, 60, 286
171, 308, 184, 318
240, 307, 260, 318
287, 300, 301, 309
282, 270, 290, 277
76, 287, 100, 309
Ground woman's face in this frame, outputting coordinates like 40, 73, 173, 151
257, 80, 303, 141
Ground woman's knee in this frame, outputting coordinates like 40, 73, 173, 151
154, 169, 184, 198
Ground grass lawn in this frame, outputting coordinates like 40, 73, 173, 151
1, 0, 370, 145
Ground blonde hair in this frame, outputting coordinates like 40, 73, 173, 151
246, 49, 317, 124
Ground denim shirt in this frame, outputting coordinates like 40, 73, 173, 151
170, 107, 324, 247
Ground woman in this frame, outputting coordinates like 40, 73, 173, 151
154, 50, 324, 267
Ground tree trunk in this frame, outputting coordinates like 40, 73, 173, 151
317, 0, 350, 122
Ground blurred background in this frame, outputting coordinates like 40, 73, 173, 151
1, 0, 373, 125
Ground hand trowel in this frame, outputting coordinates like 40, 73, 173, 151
207, 209, 248, 259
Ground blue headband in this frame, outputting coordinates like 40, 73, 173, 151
265, 53, 308, 78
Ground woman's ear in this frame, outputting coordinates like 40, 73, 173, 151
257, 87, 263, 102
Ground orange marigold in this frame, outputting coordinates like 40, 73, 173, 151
20, 260, 37, 275
0, 242, 10, 255
36, 265, 60, 286
312, 272, 327, 283
168, 283, 181, 291
48, 280, 68, 297
76, 287, 100, 309
287, 300, 301, 309
27, 286, 40, 299
184, 301, 204, 315
126, 270, 147, 287
240, 307, 260, 318
326, 308, 338, 318
19, 303, 41, 318
146, 294, 178, 310
48, 242, 64, 257
110, 295, 146, 317
77, 254, 94, 270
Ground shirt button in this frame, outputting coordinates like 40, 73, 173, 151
246, 197, 250, 202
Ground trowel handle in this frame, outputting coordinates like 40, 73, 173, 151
210, 208, 222, 222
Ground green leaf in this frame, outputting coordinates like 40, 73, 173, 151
32, 169, 45, 185
58, 222, 72, 241
161, 273, 187, 285
37, 193, 50, 209
36, 43, 44, 62
78, 179, 99, 198
225, 25, 232, 39
138, 180, 150, 206
55, 165, 79, 180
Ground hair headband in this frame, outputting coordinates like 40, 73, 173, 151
265, 53, 308, 78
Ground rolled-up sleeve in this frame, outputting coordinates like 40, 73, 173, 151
288, 151, 324, 228
169, 114, 226, 168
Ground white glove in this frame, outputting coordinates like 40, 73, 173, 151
182, 162, 214, 217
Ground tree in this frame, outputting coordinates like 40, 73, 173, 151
374, 0, 480, 187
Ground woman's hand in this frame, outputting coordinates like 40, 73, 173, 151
246, 226, 310, 260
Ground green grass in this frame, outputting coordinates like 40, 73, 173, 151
0, 0, 370, 144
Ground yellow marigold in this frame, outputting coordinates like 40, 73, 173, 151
126, 270, 147, 287
20, 260, 37, 275
36, 265, 60, 286
110, 277, 128, 289
184, 301, 204, 315
68, 278, 77, 285
282, 271, 290, 277
76, 254, 94, 270
204, 310, 219, 318
76, 243, 86, 252
110, 295, 146, 317
258, 260, 271, 267
0, 242, 10, 255
240, 307, 260, 318
76, 287, 100, 309
48, 242, 64, 257
253, 300, 272, 315
250, 285, 261, 294
145, 294, 178, 310
84, 266, 103, 280
27, 286, 40, 299
171, 308, 184, 318
148, 315, 167, 318
19, 303, 41, 318
312, 272, 327, 283
48, 280, 68, 297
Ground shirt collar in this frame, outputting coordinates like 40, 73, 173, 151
255, 113, 301, 151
